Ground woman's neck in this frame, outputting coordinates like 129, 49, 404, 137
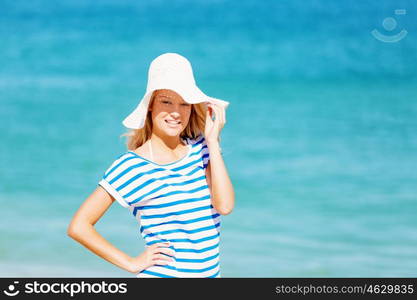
149, 133, 184, 151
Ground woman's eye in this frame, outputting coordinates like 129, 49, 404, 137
162, 100, 171, 104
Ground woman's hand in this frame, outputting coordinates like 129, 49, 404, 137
128, 242, 175, 274
204, 102, 226, 144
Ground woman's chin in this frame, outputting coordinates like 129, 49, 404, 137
155, 122, 185, 136
162, 126, 183, 136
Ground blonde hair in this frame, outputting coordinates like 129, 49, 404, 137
120, 90, 214, 150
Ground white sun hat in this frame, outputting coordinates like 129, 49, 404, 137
122, 52, 230, 129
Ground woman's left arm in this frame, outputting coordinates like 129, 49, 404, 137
205, 144, 235, 215
204, 102, 235, 215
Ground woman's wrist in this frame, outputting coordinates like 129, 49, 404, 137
206, 139, 222, 154
206, 138, 220, 148
126, 256, 143, 274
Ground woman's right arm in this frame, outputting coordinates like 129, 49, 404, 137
67, 186, 175, 274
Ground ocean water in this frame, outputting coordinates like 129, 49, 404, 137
1, 0, 416, 277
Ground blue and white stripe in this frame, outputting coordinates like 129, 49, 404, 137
98, 134, 221, 278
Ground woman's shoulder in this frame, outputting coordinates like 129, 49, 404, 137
105, 150, 136, 167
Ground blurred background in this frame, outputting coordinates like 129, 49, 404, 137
1, 0, 416, 277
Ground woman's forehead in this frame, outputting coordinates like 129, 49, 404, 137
154, 90, 186, 103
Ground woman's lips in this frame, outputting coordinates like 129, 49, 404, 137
165, 120, 181, 127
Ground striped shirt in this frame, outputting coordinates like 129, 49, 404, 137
98, 134, 221, 278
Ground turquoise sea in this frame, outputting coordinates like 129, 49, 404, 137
1, 0, 416, 277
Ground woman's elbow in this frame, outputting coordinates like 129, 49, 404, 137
218, 207, 233, 215
67, 220, 87, 239
67, 223, 79, 239
216, 202, 234, 215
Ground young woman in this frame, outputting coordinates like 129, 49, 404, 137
67, 53, 235, 278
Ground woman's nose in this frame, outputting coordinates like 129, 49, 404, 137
169, 104, 185, 113
168, 111, 181, 118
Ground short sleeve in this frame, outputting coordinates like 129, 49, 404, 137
201, 135, 210, 170
98, 154, 131, 208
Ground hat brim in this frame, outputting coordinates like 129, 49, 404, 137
122, 85, 229, 129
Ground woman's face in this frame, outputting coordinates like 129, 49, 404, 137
149, 89, 192, 137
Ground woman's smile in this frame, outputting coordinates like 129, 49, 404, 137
165, 119, 181, 127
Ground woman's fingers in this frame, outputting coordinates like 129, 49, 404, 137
156, 247, 176, 257
150, 242, 170, 250
209, 103, 225, 127
219, 105, 225, 126
209, 104, 216, 121
207, 106, 214, 123
153, 253, 175, 261
153, 260, 171, 266
149, 242, 175, 256
206, 105, 214, 126
152, 249, 175, 266
208, 104, 218, 122
219, 104, 225, 125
